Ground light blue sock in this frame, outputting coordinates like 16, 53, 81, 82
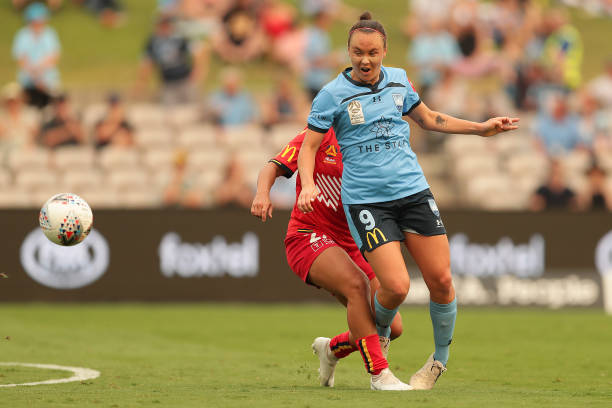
374, 292, 398, 338
430, 298, 457, 366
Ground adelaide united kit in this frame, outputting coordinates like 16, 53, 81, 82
269, 128, 375, 284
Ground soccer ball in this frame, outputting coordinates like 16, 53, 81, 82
39, 193, 93, 246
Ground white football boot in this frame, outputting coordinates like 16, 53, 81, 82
370, 368, 413, 391
311, 337, 339, 387
409, 353, 447, 390
379, 336, 390, 359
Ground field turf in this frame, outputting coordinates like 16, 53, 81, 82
1, 304, 611, 407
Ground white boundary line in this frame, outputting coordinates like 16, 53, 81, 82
0, 362, 100, 387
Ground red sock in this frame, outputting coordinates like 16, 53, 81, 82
329, 331, 358, 359
355, 334, 388, 375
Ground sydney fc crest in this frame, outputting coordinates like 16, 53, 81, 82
392, 94, 403, 113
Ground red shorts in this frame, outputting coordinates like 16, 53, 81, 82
284, 229, 375, 285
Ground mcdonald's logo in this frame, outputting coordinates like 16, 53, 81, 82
281, 145, 297, 162
366, 228, 387, 249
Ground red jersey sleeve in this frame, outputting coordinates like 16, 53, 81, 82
269, 128, 306, 178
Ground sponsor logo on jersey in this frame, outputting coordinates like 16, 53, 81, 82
369, 116, 394, 139
280, 145, 297, 162
366, 228, 387, 249
323, 144, 338, 164
392, 93, 403, 113
347, 100, 365, 125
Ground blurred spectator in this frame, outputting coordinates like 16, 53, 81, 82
262, 75, 307, 129
162, 150, 203, 208
408, 18, 461, 94
578, 92, 609, 152
260, 0, 296, 43
213, 153, 254, 208
300, 0, 358, 22
207, 68, 258, 128
211, 0, 266, 63
302, 10, 340, 100
530, 160, 577, 211
403, 0, 455, 38
587, 59, 612, 108
174, 0, 224, 44
12, 0, 62, 11
0, 83, 38, 156
38, 94, 85, 149
157, 0, 179, 14
136, 15, 203, 105
578, 163, 612, 211
540, 9, 583, 90
533, 93, 581, 157
93, 93, 134, 149
78, 0, 125, 28
12, 2, 61, 109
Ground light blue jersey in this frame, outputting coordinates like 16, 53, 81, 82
307, 66, 428, 204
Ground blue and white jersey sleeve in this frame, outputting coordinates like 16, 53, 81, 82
307, 89, 337, 133
402, 71, 421, 116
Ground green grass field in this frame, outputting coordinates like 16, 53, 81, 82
1, 304, 611, 407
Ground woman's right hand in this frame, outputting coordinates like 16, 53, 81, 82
297, 184, 319, 213
251, 192, 273, 222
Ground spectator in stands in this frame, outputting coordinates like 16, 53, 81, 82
578, 163, 612, 211
302, 9, 340, 100
408, 18, 461, 96
530, 160, 577, 211
136, 15, 203, 105
402, 0, 454, 38
540, 9, 583, 90
533, 93, 581, 157
79, 0, 125, 28
93, 93, 134, 149
38, 94, 85, 149
578, 92, 608, 152
587, 59, 612, 108
300, 0, 357, 22
211, 0, 266, 63
262, 75, 307, 129
260, 0, 296, 43
213, 153, 254, 208
12, 0, 62, 12
172, 0, 224, 44
12, 2, 61, 109
0, 83, 39, 155
207, 68, 258, 128
162, 150, 203, 208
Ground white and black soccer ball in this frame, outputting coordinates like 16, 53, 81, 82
39, 193, 93, 246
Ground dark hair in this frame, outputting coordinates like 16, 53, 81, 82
348, 11, 387, 48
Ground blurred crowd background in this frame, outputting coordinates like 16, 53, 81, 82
1, 0, 612, 211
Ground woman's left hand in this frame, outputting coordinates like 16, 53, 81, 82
479, 117, 520, 137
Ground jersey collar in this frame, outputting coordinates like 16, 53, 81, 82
342, 67, 385, 91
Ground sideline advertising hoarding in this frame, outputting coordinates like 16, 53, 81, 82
1, 210, 610, 310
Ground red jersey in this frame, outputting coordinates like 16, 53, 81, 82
270, 128, 354, 247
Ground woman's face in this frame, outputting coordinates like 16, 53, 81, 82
348, 30, 387, 85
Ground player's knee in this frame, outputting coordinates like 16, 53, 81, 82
429, 269, 453, 299
385, 278, 410, 303
343, 272, 370, 300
